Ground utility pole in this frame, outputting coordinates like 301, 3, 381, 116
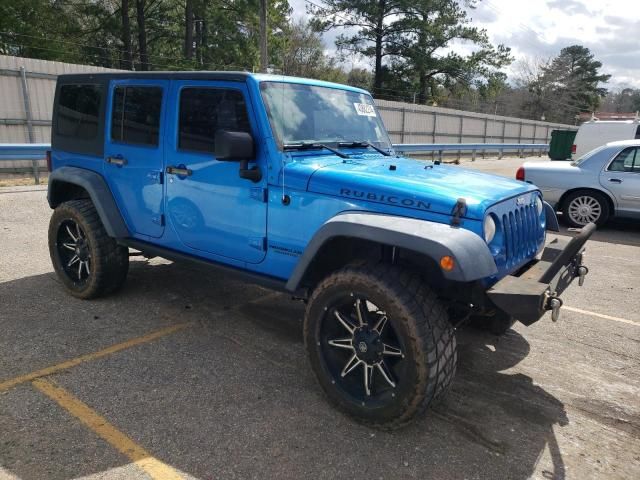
259, 0, 268, 73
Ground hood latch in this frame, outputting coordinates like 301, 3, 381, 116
451, 198, 467, 226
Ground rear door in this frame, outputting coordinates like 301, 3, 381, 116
104, 79, 168, 238
164, 80, 268, 263
600, 146, 640, 215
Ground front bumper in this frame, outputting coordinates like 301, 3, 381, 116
487, 222, 595, 325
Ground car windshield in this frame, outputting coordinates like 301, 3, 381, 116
571, 145, 607, 166
260, 81, 391, 150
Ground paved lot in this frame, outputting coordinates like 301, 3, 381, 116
1, 158, 639, 480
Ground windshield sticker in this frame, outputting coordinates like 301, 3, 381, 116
354, 103, 377, 117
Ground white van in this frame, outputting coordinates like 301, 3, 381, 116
572, 119, 640, 159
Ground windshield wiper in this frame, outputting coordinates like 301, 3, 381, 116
283, 142, 349, 159
338, 141, 391, 156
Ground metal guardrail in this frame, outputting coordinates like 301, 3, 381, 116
0, 143, 50, 160
0, 142, 549, 184
393, 142, 549, 162
0, 143, 50, 185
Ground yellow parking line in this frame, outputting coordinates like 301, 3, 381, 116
0, 322, 193, 392
564, 306, 640, 326
32, 378, 184, 480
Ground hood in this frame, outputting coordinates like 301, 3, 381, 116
286, 153, 536, 219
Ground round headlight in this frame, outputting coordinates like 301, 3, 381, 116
484, 215, 496, 243
535, 196, 544, 216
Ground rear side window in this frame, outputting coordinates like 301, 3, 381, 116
178, 88, 251, 153
635, 126, 640, 139
56, 84, 102, 139
111, 86, 163, 146
608, 147, 638, 172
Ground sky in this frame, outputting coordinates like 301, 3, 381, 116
289, 0, 640, 90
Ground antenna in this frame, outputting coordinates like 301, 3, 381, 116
279, 79, 289, 205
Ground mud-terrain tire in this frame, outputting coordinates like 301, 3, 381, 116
48, 199, 129, 299
561, 190, 610, 228
304, 263, 457, 429
469, 310, 516, 336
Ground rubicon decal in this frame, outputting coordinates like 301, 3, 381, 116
340, 188, 431, 210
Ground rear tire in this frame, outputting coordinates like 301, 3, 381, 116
304, 263, 456, 429
48, 199, 129, 299
561, 190, 610, 228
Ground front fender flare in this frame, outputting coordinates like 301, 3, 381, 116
544, 201, 560, 232
48, 166, 129, 238
285, 212, 497, 291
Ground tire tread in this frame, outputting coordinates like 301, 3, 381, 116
48, 199, 128, 299
304, 262, 457, 429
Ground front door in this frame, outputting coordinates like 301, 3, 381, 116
600, 146, 640, 215
104, 79, 168, 238
164, 80, 267, 264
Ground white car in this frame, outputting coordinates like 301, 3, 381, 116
517, 140, 640, 227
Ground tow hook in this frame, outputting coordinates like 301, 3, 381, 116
544, 292, 563, 322
577, 265, 589, 287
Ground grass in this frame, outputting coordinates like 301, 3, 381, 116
0, 176, 48, 187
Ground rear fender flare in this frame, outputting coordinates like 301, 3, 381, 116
285, 212, 497, 291
48, 166, 129, 238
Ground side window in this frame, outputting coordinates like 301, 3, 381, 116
635, 125, 640, 140
111, 86, 162, 146
56, 84, 102, 139
178, 88, 251, 153
608, 148, 637, 172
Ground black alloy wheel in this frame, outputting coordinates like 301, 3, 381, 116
56, 219, 92, 285
320, 295, 406, 402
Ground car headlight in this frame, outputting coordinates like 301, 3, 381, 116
535, 196, 544, 216
484, 215, 496, 243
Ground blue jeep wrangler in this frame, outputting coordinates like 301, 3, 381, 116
47, 72, 593, 427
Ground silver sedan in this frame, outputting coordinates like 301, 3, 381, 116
518, 139, 640, 227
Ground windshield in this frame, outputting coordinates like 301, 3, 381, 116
260, 81, 391, 150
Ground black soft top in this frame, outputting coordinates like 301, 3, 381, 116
57, 71, 251, 83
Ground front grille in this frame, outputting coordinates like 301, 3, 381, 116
502, 204, 540, 268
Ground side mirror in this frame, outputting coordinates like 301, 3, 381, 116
215, 130, 254, 161
214, 130, 262, 183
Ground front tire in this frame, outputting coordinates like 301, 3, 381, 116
304, 263, 457, 428
562, 190, 610, 228
48, 199, 129, 299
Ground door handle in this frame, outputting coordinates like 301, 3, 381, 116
166, 165, 193, 176
609, 178, 622, 183
106, 156, 127, 166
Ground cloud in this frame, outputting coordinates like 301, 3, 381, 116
468, 6, 498, 23
494, 27, 640, 89
288, 0, 640, 89
546, 0, 591, 16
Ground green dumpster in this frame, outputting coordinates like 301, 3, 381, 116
548, 129, 577, 160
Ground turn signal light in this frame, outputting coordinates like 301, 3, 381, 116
440, 255, 455, 272
516, 166, 525, 181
